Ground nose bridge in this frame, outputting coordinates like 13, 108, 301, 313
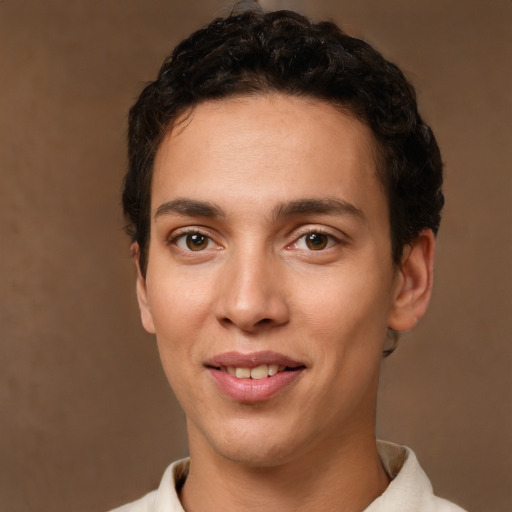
214, 242, 289, 332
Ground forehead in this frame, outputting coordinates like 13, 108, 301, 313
151, 94, 383, 216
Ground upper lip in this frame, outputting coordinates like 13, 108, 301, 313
204, 351, 305, 369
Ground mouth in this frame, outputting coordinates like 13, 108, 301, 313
210, 363, 304, 379
204, 351, 306, 403
205, 350, 306, 377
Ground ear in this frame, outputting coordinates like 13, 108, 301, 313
387, 229, 436, 332
132, 242, 156, 334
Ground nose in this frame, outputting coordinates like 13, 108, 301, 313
213, 249, 290, 333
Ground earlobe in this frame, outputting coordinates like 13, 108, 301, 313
132, 242, 156, 334
387, 229, 436, 333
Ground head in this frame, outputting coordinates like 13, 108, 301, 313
122, 7, 443, 469
123, 8, 444, 279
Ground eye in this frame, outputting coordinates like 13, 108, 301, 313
174, 232, 214, 251
294, 231, 337, 251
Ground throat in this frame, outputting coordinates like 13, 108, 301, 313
180, 432, 390, 512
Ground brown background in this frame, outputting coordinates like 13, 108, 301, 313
1, 1, 510, 511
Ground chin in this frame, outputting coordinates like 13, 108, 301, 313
216, 440, 296, 468
199, 417, 312, 469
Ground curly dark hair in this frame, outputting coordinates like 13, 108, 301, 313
123, 8, 444, 282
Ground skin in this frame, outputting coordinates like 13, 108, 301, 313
135, 94, 435, 512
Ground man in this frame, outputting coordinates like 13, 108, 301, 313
111, 6, 467, 512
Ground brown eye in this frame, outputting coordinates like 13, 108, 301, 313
305, 232, 328, 250
185, 233, 209, 251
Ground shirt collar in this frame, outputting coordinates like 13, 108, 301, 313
153, 441, 434, 512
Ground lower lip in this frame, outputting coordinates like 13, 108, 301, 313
208, 368, 304, 403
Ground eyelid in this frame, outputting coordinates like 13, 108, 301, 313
167, 227, 222, 251
166, 224, 347, 252
293, 233, 338, 251
287, 225, 347, 248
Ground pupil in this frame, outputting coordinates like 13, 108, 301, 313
306, 233, 327, 250
186, 234, 207, 250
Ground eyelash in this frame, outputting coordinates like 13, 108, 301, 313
168, 229, 219, 252
290, 229, 341, 251
168, 226, 344, 255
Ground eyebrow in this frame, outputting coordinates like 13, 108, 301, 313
154, 197, 366, 223
154, 198, 224, 220
272, 197, 366, 222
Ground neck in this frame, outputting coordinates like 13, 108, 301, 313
180, 426, 389, 512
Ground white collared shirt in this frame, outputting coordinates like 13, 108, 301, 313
109, 441, 467, 512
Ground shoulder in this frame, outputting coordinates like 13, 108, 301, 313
365, 441, 468, 512
107, 458, 190, 512
427, 496, 468, 512
108, 490, 157, 512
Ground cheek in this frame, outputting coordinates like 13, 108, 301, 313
147, 264, 214, 331
291, 271, 394, 388
295, 270, 392, 337
146, 270, 214, 377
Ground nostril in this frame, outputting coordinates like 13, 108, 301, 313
256, 318, 272, 326
218, 315, 278, 332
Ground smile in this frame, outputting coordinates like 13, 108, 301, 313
205, 351, 306, 403
222, 364, 286, 379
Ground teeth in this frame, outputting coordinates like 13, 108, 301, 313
251, 364, 268, 379
223, 364, 288, 379
235, 367, 251, 379
268, 364, 279, 376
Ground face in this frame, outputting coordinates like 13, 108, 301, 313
137, 94, 410, 467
